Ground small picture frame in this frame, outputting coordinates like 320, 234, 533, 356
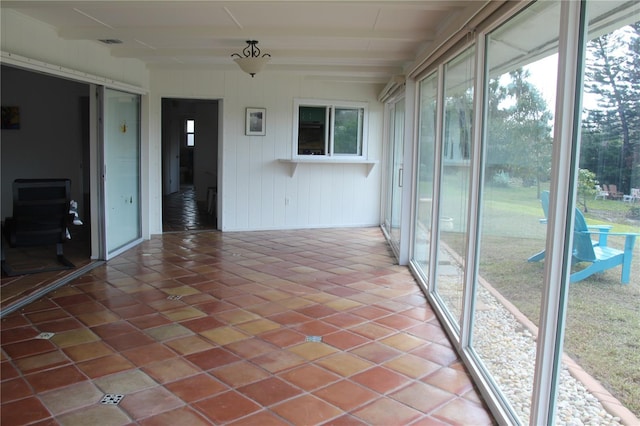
1, 106, 20, 129
245, 107, 266, 136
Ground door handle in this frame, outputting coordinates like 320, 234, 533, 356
398, 168, 403, 187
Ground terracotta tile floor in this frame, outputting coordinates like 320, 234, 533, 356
162, 186, 216, 232
0, 227, 495, 425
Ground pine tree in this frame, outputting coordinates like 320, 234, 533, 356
583, 24, 640, 192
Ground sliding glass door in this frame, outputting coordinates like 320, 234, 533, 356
557, 3, 640, 424
383, 98, 405, 252
433, 47, 475, 331
403, 1, 639, 424
413, 73, 439, 278
101, 88, 141, 258
473, 3, 561, 422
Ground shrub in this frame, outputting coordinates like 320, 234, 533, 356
492, 170, 510, 187
578, 168, 597, 212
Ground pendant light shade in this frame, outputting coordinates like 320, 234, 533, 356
231, 40, 271, 77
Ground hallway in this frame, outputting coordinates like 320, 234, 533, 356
162, 186, 216, 233
0, 227, 494, 425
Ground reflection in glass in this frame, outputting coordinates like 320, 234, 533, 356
473, 2, 560, 422
298, 106, 327, 155
434, 47, 475, 329
413, 73, 438, 275
558, 3, 640, 423
334, 108, 363, 155
104, 89, 141, 255
389, 100, 405, 249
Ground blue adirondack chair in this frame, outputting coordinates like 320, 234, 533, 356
570, 208, 638, 284
527, 191, 611, 262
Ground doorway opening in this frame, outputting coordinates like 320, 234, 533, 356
1, 65, 95, 313
161, 98, 219, 232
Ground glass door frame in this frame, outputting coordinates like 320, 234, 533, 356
95, 86, 143, 260
382, 92, 406, 259
390, 97, 404, 252
382, 84, 417, 266
382, 100, 397, 244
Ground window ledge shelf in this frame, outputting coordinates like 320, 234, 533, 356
278, 158, 378, 177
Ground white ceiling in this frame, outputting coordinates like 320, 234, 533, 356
1, 0, 481, 82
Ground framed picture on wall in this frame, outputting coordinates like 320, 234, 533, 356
245, 107, 266, 136
1, 106, 20, 129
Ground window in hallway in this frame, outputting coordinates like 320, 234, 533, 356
186, 119, 195, 147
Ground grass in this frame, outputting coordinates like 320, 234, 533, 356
468, 185, 640, 417
481, 241, 640, 417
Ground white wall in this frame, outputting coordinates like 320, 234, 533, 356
1, 10, 148, 91
1, 9, 385, 236
150, 70, 385, 233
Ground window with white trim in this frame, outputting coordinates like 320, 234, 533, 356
186, 119, 195, 147
294, 99, 367, 157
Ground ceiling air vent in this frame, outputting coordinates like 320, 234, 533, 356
98, 39, 123, 45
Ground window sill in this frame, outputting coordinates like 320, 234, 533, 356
278, 158, 378, 177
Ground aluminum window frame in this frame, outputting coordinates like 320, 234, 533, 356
405, 1, 591, 424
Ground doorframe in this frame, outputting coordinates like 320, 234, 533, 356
160, 97, 222, 232
94, 86, 144, 260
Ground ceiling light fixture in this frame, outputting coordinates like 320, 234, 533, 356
231, 40, 271, 78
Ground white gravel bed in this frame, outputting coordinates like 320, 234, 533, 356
414, 230, 627, 425
471, 283, 623, 425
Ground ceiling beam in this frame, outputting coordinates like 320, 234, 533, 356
58, 27, 436, 43
1, 1, 470, 12
109, 47, 415, 61
147, 61, 402, 77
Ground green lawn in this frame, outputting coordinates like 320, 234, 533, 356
419, 176, 640, 415
473, 185, 640, 417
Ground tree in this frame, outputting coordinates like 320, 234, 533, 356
506, 69, 554, 198
484, 78, 511, 178
577, 168, 598, 213
443, 90, 473, 161
484, 70, 553, 198
583, 23, 640, 193
333, 109, 361, 154
580, 114, 624, 188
